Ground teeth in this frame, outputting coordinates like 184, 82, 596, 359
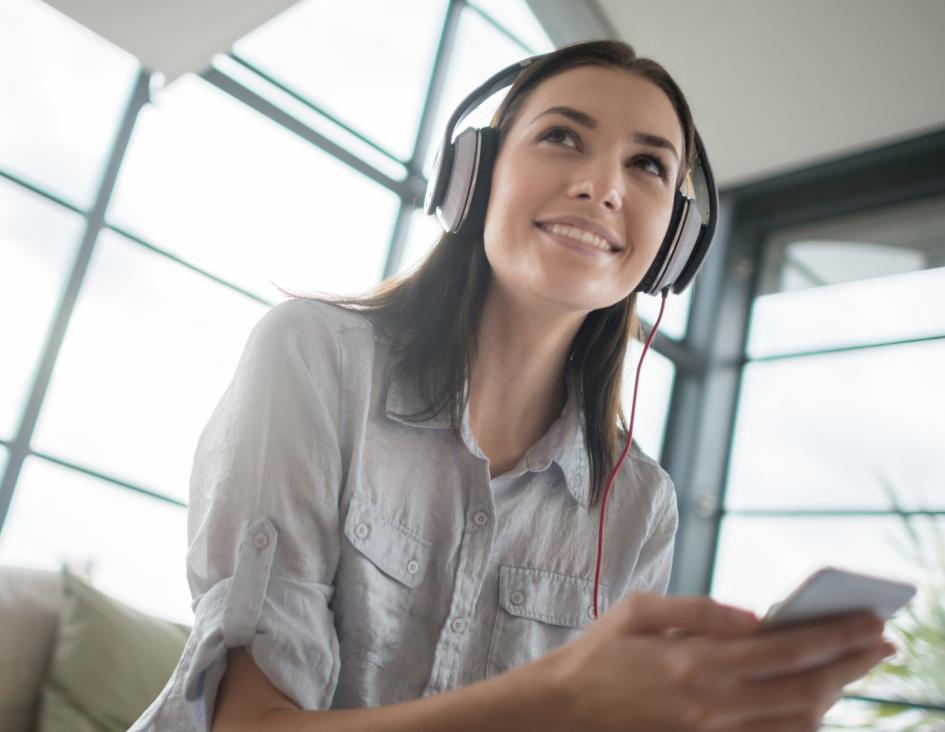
544, 223, 613, 252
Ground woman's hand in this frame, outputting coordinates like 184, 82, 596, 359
546, 592, 894, 732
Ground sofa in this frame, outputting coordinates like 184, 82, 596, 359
0, 565, 188, 732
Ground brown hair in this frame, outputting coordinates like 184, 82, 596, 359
319, 40, 696, 507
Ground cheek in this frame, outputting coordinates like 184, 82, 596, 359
483, 164, 532, 259
637, 194, 677, 257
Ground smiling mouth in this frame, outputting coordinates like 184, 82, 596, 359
536, 222, 618, 253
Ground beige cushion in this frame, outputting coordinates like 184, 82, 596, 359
0, 566, 63, 732
36, 567, 190, 732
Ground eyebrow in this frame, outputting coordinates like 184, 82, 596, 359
531, 105, 680, 162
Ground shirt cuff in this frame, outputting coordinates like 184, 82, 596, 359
179, 517, 340, 731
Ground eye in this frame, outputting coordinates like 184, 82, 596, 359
631, 154, 668, 179
539, 125, 580, 149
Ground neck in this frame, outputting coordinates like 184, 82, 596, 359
467, 280, 586, 469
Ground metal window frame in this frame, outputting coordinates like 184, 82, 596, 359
0, 0, 558, 526
666, 127, 945, 599
0, 70, 150, 530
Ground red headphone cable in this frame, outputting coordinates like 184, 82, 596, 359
592, 288, 669, 619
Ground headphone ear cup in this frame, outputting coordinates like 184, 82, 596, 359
454, 126, 498, 235
424, 140, 454, 216
636, 191, 686, 295
671, 218, 713, 293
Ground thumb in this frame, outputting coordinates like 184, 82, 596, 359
613, 593, 759, 637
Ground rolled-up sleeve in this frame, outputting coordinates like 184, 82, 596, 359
157, 299, 345, 731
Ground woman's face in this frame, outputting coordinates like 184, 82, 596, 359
483, 65, 684, 314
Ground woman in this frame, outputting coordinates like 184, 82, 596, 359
131, 40, 893, 732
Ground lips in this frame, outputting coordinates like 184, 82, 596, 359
534, 216, 623, 252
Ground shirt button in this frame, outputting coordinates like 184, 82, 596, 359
252, 533, 269, 550
354, 523, 370, 539
587, 605, 596, 620
473, 512, 488, 526
510, 590, 525, 606
450, 617, 466, 634
406, 559, 419, 575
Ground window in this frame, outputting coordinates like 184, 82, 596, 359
422, 3, 542, 175
107, 74, 400, 301
0, 179, 83, 439
637, 286, 692, 341
712, 195, 945, 718
31, 229, 266, 502
233, 0, 447, 162
1, 0, 607, 624
0, 0, 137, 209
622, 345, 674, 460
0, 456, 190, 622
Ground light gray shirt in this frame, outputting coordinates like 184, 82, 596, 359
130, 298, 678, 731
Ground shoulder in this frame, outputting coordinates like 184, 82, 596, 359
612, 441, 677, 524
247, 298, 376, 361
252, 297, 373, 341
629, 441, 674, 492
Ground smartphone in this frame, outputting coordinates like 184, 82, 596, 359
761, 567, 916, 631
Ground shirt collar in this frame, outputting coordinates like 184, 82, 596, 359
384, 369, 591, 508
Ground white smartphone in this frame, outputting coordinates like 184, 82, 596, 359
761, 567, 917, 631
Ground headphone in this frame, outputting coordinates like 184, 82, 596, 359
424, 56, 719, 296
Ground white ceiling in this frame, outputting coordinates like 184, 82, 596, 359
597, 0, 945, 187
41, 0, 945, 189
42, 0, 299, 82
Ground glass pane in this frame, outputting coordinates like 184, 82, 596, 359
209, 54, 406, 183
423, 5, 527, 175
32, 230, 266, 503
468, 0, 554, 54
0, 0, 138, 209
0, 457, 191, 623
711, 515, 937, 616
0, 179, 84, 440
108, 75, 399, 301
622, 345, 674, 461
726, 340, 945, 511
637, 286, 692, 341
749, 266, 945, 358
234, 0, 447, 161
749, 197, 945, 357
712, 515, 945, 706
397, 207, 444, 274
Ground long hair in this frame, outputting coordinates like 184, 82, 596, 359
317, 40, 697, 507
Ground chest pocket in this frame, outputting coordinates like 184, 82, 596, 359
487, 565, 607, 674
336, 494, 432, 666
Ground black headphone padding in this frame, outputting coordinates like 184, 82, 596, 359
460, 128, 498, 236
635, 191, 686, 295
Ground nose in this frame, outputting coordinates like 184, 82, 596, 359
567, 158, 623, 212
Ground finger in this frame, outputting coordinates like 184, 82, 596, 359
815, 640, 894, 688
615, 593, 759, 637
723, 641, 893, 725
719, 612, 883, 679
730, 715, 818, 732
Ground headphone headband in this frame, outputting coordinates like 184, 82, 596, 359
438, 58, 536, 152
